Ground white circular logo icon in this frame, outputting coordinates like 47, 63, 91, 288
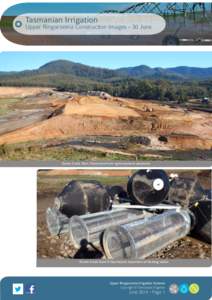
153, 178, 164, 191
169, 284, 179, 294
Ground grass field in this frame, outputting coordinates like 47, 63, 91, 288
0, 142, 133, 161
0, 140, 212, 161
37, 174, 128, 197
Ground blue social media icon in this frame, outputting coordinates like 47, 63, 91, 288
12, 283, 24, 295
179, 283, 189, 294
25, 284, 36, 295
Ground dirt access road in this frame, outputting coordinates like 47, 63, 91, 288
0, 87, 69, 135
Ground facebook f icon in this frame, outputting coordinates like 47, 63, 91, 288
25, 284, 36, 295
29, 285, 35, 294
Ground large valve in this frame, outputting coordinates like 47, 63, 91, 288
127, 169, 170, 206
55, 180, 111, 218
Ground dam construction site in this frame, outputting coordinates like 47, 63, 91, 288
0, 87, 212, 161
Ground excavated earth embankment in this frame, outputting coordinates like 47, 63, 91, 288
0, 89, 211, 151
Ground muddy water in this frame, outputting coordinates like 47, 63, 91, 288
0, 90, 69, 135
51, 136, 151, 151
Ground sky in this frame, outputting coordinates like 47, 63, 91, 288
4, 2, 211, 15
0, 52, 212, 72
4, 3, 133, 16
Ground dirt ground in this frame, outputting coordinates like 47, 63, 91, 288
0, 87, 52, 98
37, 170, 211, 260
0, 87, 211, 161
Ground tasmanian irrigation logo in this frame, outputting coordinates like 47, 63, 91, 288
169, 283, 200, 295
189, 283, 200, 295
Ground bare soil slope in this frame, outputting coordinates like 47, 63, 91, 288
0, 87, 52, 98
0, 88, 211, 151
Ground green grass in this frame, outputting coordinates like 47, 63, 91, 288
0, 142, 136, 161
37, 174, 129, 200
0, 17, 13, 30
0, 141, 211, 161
37, 171, 207, 200
37, 174, 128, 194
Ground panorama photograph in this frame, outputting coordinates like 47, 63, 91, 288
0, 51, 211, 161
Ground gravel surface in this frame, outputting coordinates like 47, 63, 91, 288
37, 171, 211, 260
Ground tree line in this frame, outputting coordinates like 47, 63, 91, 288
0, 74, 210, 103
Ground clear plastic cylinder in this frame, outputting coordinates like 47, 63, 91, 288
46, 207, 70, 236
69, 208, 147, 248
103, 210, 191, 259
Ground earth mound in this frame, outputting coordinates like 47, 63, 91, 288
0, 93, 211, 151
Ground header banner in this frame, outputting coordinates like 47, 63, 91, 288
1, 2, 212, 45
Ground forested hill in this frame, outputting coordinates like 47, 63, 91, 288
1, 59, 212, 81
0, 59, 212, 102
